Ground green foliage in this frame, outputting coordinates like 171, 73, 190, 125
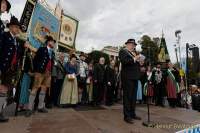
198, 72, 200, 78
140, 35, 159, 65
88, 50, 110, 65
189, 71, 198, 79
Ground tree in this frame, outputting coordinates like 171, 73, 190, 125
140, 35, 159, 65
87, 50, 110, 65
158, 35, 170, 63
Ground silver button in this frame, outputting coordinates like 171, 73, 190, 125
3, 64, 6, 66
8, 53, 11, 55
6, 58, 8, 60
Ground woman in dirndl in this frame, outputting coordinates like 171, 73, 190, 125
166, 62, 180, 108
18, 52, 34, 111
143, 65, 154, 104
59, 54, 79, 106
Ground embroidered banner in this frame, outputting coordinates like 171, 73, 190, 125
28, 3, 60, 48
20, 0, 38, 32
59, 14, 78, 48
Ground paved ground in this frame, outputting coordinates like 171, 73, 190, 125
0, 104, 200, 133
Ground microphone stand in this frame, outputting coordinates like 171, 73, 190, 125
142, 47, 156, 127
142, 80, 156, 127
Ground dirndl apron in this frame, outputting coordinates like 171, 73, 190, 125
137, 80, 142, 100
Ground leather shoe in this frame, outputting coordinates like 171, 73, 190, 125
124, 118, 133, 124
132, 116, 141, 120
25, 110, 33, 117
38, 108, 48, 113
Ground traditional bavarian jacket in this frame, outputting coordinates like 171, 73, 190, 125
0, 32, 24, 72
33, 46, 55, 73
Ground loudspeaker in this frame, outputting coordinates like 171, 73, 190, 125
192, 47, 199, 72
192, 94, 200, 110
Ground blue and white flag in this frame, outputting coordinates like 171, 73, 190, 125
28, 3, 60, 48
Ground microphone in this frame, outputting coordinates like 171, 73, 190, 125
135, 44, 142, 53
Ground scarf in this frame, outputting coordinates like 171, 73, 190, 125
167, 69, 180, 93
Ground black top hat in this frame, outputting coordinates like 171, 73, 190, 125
125, 39, 137, 45
7, 16, 20, 27
0, 0, 11, 12
45, 35, 56, 43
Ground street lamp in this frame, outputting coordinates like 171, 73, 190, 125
174, 44, 179, 64
175, 30, 182, 68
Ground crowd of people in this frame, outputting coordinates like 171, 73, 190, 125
0, 0, 188, 125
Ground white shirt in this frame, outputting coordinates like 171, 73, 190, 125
79, 60, 88, 78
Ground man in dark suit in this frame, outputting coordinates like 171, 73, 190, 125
0, 16, 29, 122
93, 57, 105, 106
26, 36, 55, 117
119, 39, 141, 124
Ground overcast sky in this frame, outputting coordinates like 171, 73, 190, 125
10, 0, 200, 62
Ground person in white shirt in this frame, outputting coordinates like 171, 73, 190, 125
77, 52, 88, 104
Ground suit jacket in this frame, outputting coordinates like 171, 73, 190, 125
119, 48, 140, 80
93, 63, 105, 84
0, 32, 24, 72
33, 47, 55, 73
105, 66, 115, 86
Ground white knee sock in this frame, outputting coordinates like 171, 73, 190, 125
28, 93, 36, 110
0, 96, 6, 113
38, 91, 46, 109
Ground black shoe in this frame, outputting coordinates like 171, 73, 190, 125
105, 103, 113, 106
132, 116, 141, 120
160, 104, 165, 107
92, 103, 97, 107
0, 113, 9, 122
46, 104, 53, 109
25, 110, 33, 117
38, 108, 48, 113
124, 118, 133, 124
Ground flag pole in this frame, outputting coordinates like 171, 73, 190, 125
54, 0, 63, 53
